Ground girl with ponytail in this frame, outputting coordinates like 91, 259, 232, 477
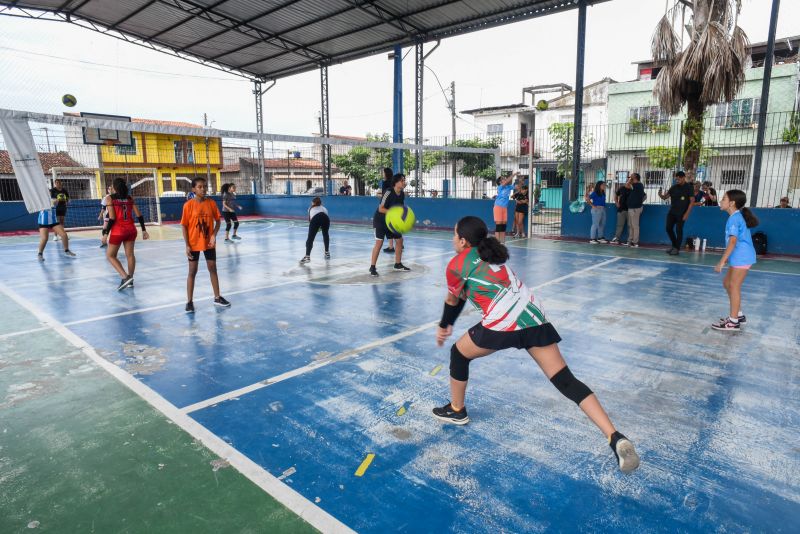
712, 189, 759, 331
433, 215, 640, 473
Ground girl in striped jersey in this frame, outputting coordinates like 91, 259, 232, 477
434, 216, 640, 473
105, 178, 149, 290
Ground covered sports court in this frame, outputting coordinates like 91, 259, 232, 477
1, 1, 799, 532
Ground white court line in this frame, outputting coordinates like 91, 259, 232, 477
0, 281, 354, 534
182, 257, 621, 414
57, 249, 454, 329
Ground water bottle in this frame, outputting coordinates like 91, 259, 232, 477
693, 237, 700, 251
701, 239, 707, 251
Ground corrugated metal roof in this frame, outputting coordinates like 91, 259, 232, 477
8, 0, 610, 80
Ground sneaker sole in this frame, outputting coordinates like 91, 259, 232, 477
710, 325, 739, 331
214, 302, 231, 308
432, 413, 470, 425
616, 440, 640, 473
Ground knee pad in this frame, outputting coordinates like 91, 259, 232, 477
495, 223, 507, 233
550, 366, 592, 405
449, 344, 471, 381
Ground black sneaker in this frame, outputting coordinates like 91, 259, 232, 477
185, 301, 195, 313
609, 431, 640, 473
711, 317, 740, 331
214, 296, 231, 308
432, 403, 469, 425
99, 243, 107, 248
668, 248, 679, 256
383, 247, 395, 254
369, 266, 379, 277
299, 256, 311, 264
393, 262, 411, 271
737, 314, 746, 324
324, 251, 330, 260
37, 253, 44, 262
117, 276, 134, 291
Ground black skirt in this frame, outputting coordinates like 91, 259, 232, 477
468, 322, 561, 350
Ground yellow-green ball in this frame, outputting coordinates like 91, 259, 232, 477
385, 205, 415, 234
56, 193, 67, 202
62, 94, 77, 107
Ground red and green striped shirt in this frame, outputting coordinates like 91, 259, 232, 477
446, 247, 548, 331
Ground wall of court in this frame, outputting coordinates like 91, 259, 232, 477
253, 195, 501, 231
560, 182, 800, 255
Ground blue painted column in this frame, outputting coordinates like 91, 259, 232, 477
392, 45, 404, 174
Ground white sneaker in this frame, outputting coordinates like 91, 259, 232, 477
299, 256, 311, 264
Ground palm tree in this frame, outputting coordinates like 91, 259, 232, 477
651, 0, 751, 179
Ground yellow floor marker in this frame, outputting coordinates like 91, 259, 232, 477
429, 364, 443, 376
396, 405, 407, 416
354, 453, 375, 477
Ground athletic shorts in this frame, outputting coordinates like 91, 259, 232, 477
468, 321, 561, 351
373, 213, 401, 240
109, 228, 137, 245
188, 248, 217, 262
492, 205, 508, 223
223, 211, 238, 223
55, 207, 67, 217
515, 205, 527, 214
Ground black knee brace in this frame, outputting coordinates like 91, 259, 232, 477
495, 223, 507, 233
449, 344, 471, 381
550, 366, 592, 405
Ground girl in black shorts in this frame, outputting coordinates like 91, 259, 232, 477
434, 216, 640, 473
512, 183, 529, 238
221, 183, 243, 243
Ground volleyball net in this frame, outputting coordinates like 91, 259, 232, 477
0, 108, 502, 231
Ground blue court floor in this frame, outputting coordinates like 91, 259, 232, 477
1, 219, 799, 532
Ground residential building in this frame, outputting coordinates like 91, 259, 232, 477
0, 150, 94, 201
607, 36, 800, 207
65, 115, 223, 196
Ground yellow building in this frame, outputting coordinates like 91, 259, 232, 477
99, 118, 223, 195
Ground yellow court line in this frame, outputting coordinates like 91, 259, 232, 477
429, 364, 443, 376
354, 453, 375, 477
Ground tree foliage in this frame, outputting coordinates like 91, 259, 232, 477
548, 122, 594, 179
451, 138, 500, 198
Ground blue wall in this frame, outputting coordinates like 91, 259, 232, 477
0, 195, 258, 232
254, 195, 505, 231
560, 182, 800, 255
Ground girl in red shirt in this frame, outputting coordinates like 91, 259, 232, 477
105, 178, 149, 290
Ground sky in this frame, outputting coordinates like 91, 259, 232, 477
0, 0, 798, 141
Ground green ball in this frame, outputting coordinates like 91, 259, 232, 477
57, 193, 67, 201
385, 205, 415, 234
62, 94, 77, 107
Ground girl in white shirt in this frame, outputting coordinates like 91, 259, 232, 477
300, 197, 331, 264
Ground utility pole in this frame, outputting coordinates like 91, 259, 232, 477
42, 127, 51, 152
450, 81, 457, 187
203, 113, 212, 191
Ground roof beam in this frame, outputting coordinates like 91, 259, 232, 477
151, 0, 327, 62
238, 0, 462, 70
107, 0, 157, 30
343, 0, 424, 37
148, 0, 230, 39
175, 0, 302, 53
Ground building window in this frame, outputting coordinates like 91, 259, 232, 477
174, 140, 196, 164
720, 170, 747, 186
628, 106, 671, 133
540, 169, 563, 188
115, 136, 137, 156
487, 124, 503, 136
644, 170, 666, 185
714, 98, 761, 129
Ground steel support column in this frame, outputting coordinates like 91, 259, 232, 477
570, 0, 587, 200
414, 42, 424, 197
392, 45, 404, 174
750, 0, 781, 206
320, 64, 331, 195
253, 80, 266, 193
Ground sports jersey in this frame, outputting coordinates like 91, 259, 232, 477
446, 247, 549, 331
309, 205, 329, 219
375, 188, 405, 217
181, 196, 220, 251
725, 210, 756, 266
494, 184, 513, 208
37, 208, 58, 226
110, 195, 136, 233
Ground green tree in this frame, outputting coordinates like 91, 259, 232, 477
332, 146, 372, 195
452, 138, 500, 198
548, 122, 593, 179
651, 0, 749, 180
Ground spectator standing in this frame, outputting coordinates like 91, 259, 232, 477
586, 181, 608, 244
775, 196, 791, 208
339, 179, 352, 196
610, 179, 630, 245
702, 181, 718, 206
626, 173, 645, 248
658, 171, 694, 255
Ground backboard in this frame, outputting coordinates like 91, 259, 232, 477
81, 112, 133, 146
